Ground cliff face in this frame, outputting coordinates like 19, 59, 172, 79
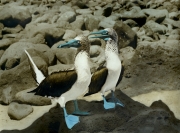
0, 0, 180, 132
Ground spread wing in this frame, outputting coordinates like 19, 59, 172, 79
33, 70, 77, 97
84, 67, 108, 96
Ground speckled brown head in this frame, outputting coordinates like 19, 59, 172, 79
57, 35, 90, 57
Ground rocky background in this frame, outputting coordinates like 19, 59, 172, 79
0, 0, 180, 132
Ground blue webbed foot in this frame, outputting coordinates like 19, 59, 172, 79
109, 91, 124, 107
63, 108, 79, 129
103, 96, 115, 109
72, 100, 90, 116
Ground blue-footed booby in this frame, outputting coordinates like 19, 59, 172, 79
25, 35, 91, 129
85, 28, 124, 109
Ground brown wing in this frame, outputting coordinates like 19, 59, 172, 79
84, 67, 108, 96
34, 70, 77, 97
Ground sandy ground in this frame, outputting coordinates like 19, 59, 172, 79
0, 90, 179, 131
132, 90, 180, 119
0, 100, 57, 131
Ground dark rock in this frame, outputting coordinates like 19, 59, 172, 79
8, 102, 33, 120
2, 90, 180, 133
119, 40, 180, 97
113, 21, 137, 49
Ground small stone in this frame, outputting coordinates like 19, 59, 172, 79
8, 102, 33, 120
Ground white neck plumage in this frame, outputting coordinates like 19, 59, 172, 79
74, 51, 91, 82
105, 39, 121, 71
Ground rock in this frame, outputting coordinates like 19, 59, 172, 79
113, 21, 137, 49
0, 5, 32, 27
63, 30, 77, 41
15, 89, 51, 106
44, 49, 56, 66
120, 6, 146, 26
5, 57, 20, 70
145, 20, 168, 34
85, 15, 100, 31
0, 38, 13, 50
120, 46, 135, 65
99, 17, 116, 28
70, 16, 84, 30
54, 48, 76, 64
142, 9, 168, 23
0, 42, 50, 69
19, 33, 46, 44
25, 23, 65, 47
163, 18, 180, 29
90, 45, 105, 65
169, 12, 180, 20
59, 5, 74, 13
76, 9, 93, 15
0, 50, 4, 59
8, 102, 33, 120
123, 19, 138, 28
119, 40, 180, 97
58, 11, 76, 23
1, 87, 13, 104
2, 25, 23, 34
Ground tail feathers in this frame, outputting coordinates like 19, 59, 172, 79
24, 49, 45, 85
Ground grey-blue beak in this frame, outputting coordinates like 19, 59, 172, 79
57, 39, 80, 48
89, 30, 109, 39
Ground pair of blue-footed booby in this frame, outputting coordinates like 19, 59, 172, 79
85, 28, 124, 109
25, 35, 92, 129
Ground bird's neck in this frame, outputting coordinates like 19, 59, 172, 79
74, 51, 91, 80
105, 40, 119, 54
105, 40, 121, 71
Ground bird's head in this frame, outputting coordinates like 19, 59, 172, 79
57, 35, 90, 54
89, 28, 118, 43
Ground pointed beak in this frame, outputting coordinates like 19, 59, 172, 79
89, 30, 109, 39
57, 39, 80, 48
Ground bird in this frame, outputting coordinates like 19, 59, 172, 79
25, 35, 92, 129
85, 28, 124, 110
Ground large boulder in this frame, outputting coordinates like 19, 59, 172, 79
113, 21, 137, 49
0, 42, 50, 69
118, 39, 180, 97
0, 4, 32, 27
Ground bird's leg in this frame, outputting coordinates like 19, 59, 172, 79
63, 107, 79, 129
102, 94, 115, 109
109, 90, 124, 107
72, 100, 90, 116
